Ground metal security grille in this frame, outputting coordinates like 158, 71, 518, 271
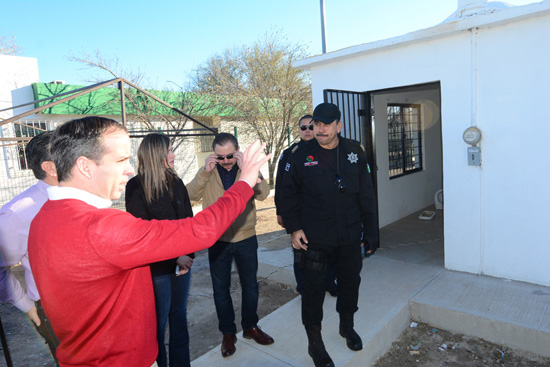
14, 122, 49, 170
322, 88, 379, 245
324, 90, 367, 143
387, 104, 422, 178
323, 89, 376, 191
0, 121, 54, 206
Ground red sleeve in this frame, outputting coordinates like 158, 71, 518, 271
88, 181, 253, 269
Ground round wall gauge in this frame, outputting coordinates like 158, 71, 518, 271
463, 127, 482, 145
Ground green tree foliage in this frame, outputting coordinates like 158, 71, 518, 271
191, 31, 312, 184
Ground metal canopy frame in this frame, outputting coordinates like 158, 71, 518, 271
0, 78, 218, 147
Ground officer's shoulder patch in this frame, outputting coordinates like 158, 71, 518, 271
347, 139, 362, 149
291, 144, 300, 154
346, 139, 365, 155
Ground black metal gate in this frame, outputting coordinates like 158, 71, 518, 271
324, 90, 368, 143
323, 89, 376, 186
323, 89, 379, 244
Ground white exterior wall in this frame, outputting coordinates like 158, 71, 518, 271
474, 15, 550, 285
0, 55, 42, 203
299, 2, 550, 286
0, 55, 40, 120
126, 118, 199, 186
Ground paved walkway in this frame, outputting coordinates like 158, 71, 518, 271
192, 208, 550, 366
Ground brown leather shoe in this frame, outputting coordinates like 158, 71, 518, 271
243, 326, 274, 345
221, 334, 237, 357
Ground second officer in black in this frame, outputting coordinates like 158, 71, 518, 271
278, 102, 378, 367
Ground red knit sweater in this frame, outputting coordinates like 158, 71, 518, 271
29, 181, 252, 367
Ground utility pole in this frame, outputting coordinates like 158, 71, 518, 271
320, 0, 327, 54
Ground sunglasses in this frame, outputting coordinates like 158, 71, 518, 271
300, 125, 314, 131
216, 153, 234, 160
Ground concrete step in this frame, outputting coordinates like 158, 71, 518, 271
409, 270, 550, 358
192, 246, 550, 366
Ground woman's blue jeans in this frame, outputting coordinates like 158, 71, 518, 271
208, 235, 259, 334
152, 271, 191, 367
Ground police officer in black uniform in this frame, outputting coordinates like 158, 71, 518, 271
274, 114, 338, 297
274, 114, 314, 228
278, 103, 378, 367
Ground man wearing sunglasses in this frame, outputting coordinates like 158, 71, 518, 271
278, 103, 378, 367
274, 115, 338, 298
275, 114, 313, 227
187, 132, 274, 358
27, 118, 271, 367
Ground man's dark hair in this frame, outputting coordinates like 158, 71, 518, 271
212, 132, 238, 151
52, 116, 126, 182
25, 131, 54, 180
299, 115, 313, 124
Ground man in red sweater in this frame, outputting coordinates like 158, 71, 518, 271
28, 116, 270, 367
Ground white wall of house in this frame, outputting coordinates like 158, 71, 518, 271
0, 55, 42, 204
0, 55, 39, 121
472, 12, 550, 285
295, 1, 550, 286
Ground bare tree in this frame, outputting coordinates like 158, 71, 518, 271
68, 51, 213, 153
0, 35, 22, 55
191, 30, 312, 185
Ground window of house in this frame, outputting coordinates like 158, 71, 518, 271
387, 104, 422, 179
14, 122, 48, 170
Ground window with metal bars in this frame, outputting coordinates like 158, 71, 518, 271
14, 122, 48, 170
387, 104, 422, 179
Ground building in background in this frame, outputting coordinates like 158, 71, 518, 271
294, 0, 550, 286
0, 55, 271, 207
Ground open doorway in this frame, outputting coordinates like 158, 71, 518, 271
325, 82, 444, 267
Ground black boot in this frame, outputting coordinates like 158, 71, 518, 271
339, 313, 362, 351
305, 325, 335, 367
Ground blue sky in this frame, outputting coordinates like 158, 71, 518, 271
1, 0, 538, 89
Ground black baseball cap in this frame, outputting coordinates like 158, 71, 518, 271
312, 103, 341, 124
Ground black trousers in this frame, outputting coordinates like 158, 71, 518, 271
301, 242, 363, 327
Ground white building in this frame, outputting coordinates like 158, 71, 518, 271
295, 0, 550, 286
0, 55, 44, 204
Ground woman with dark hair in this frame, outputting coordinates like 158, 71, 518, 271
125, 133, 194, 367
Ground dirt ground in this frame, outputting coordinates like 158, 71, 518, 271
374, 322, 550, 367
2, 196, 550, 366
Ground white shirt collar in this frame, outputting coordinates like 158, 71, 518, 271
47, 186, 112, 209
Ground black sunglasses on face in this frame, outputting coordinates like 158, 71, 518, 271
216, 153, 234, 160
300, 125, 314, 131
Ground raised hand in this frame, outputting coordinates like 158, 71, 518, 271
205, 154, 218, 173
239, 140, 272, 187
